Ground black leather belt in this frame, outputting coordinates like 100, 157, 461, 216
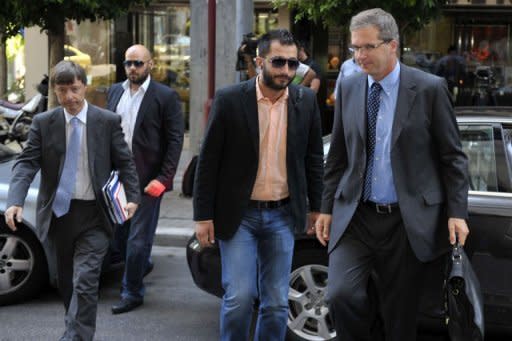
248, 197, 290, 209
364, 201, 399, 214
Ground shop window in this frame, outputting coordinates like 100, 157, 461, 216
65, 19, 115, 108
132, 7, 191, 130
403, 16, 512, 108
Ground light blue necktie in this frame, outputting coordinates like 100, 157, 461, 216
52, 117, 82, 217
363, 82, 382, 201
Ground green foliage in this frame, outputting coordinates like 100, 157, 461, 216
273, 0, 444, 34
0, 0, 23, 41
0, 0, 151, 37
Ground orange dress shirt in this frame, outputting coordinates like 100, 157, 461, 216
251, 77, 289, 201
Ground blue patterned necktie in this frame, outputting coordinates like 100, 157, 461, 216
52, 117, 82, 217
362, 82, 382, 201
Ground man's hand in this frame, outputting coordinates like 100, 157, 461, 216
306, 211, 320, 236
315, 214, 332, 246
195, 220, 215, 248
124, 202, 138, 220
144, 179, 166, 197
448, 217, 469, 246
5, 206, 23, 231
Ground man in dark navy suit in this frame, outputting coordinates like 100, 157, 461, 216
107, 44, 184, 314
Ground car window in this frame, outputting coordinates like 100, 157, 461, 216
502, 126, 512, 181
459, 124, 498, 192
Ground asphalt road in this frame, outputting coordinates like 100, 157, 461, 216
0, 246, 220, 341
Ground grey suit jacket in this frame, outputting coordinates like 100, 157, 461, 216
193, 78, 324, 240
321, 64, 469, 262
7, 104, 140, 241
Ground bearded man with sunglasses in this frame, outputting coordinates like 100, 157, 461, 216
193, 29, 323, 340
107, 44, 184, 314
315, 8, 469, 340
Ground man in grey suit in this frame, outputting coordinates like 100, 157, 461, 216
5, 61, 140, 341
315, 8, 470, 341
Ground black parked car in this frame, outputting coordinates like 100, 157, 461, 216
187, 107, 512, 341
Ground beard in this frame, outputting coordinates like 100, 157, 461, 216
128, 70, 150, 85
261, 66, 293, 90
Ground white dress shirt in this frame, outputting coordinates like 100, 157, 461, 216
115, 75, 151, 150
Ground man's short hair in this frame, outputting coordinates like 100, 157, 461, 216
257, 29, 297, 58
350, 8, 399, 43
51, 60, 87, 86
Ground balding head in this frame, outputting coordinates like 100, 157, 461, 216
125, 44, 152, 61
124, 44, 153, 88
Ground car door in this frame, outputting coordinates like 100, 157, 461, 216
459, 121, 512, 329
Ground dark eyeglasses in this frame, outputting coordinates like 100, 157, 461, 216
266, 57, 300, 70
348, 40, 392, 54
123, 60, 147, 68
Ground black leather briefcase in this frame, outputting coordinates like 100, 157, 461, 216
444, 243, 485, 341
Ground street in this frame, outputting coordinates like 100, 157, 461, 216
0, 246, 220, 341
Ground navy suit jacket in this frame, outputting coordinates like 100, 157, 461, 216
193, 78, 324, 240
107, 80, 184, 191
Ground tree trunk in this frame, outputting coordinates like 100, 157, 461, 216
0, 37, 7, 99
47, 27, 65, 109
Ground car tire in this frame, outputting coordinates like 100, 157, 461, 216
286, 246, 336, 341
0, 224, 48, 305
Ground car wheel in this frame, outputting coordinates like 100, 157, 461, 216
0, 225, 48, 305
287, 247, 336, 341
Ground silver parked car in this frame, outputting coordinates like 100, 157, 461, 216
187, 107, 512, 340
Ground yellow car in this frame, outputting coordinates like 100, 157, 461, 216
64, 45, 92, 69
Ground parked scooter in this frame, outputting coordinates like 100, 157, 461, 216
0, 75, 48, 145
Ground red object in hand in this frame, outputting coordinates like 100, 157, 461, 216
145, 179, 166, 197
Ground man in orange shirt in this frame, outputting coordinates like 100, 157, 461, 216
193, 29, 324, 340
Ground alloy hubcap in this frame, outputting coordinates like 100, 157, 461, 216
288, 264, 336, 340
0, 234, 34, 294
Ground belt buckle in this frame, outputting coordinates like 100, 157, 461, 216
375, 204, 392, 214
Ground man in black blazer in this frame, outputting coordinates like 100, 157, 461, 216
5, 61, 140, 341
107, 44, 184, 314
315, 8, 470, 341
193, 30, 324, 340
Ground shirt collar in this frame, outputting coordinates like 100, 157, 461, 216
64, 100, 88, 124
122, 75, 151, 92
255, 75, 289, 103
368, 61, 400, 94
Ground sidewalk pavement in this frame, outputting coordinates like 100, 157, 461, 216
154, 135, 196, 247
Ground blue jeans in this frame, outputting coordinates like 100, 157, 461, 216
218, 204, 295, 341
114, 194, 162, 301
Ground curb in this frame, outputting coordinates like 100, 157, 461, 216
154, 226, 194, 247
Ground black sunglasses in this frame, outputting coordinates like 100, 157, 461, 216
266, 57, 300, 70
123, 60, 147, 68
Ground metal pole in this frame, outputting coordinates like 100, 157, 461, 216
205, 0, 216, 121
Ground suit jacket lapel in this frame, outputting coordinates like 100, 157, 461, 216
109, 85, 124, 112
355, 76, 368, 147
49, 108, 66, 175
287, 86, 299, 162
241, 78, 259, 153
391, 65, 416, 148
134, 81, 155, 134
86, 106, 99, 174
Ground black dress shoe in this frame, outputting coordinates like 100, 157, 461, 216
111, 298, 143, 314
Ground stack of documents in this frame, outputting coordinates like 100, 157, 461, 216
102, 170, 128, 224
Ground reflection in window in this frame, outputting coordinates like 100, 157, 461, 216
459, 125, 498, 192
133, 7, 191, 130
65, 19, 115, 108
